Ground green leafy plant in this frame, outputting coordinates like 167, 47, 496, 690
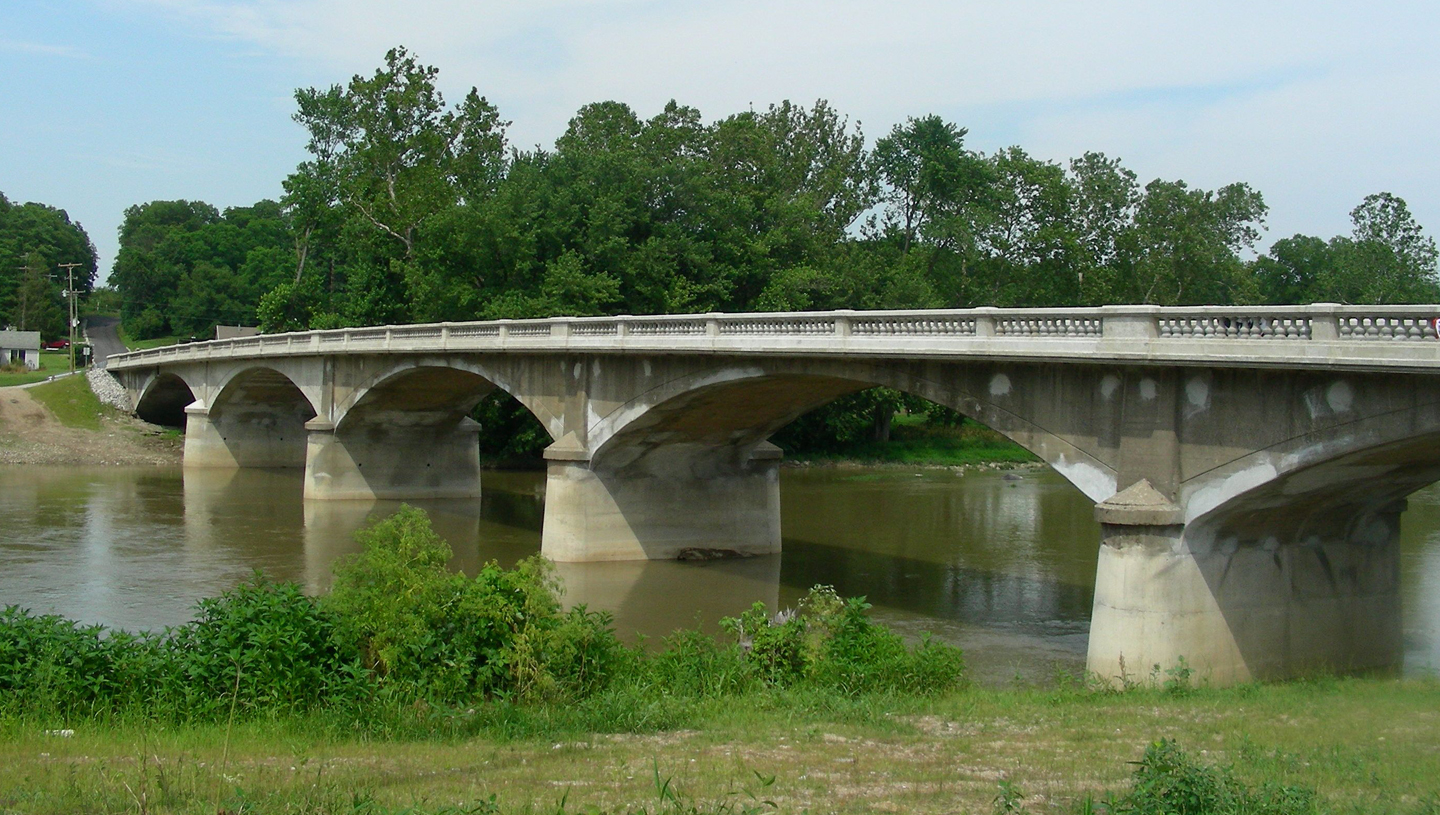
323, 505, 624, 704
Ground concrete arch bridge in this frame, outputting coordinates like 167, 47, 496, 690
107, 304, 1440, 685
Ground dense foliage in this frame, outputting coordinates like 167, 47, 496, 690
0, 192, 97, 339
108, 199, 294, 339
0, 506, 965, 724
109, 47, 1438, 344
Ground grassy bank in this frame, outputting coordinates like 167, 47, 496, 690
788, 414, 1036, 467
1, 679, 1436, 814
117, 323, 182, 351
0, 352, 77, 388
26, 372, 105, 429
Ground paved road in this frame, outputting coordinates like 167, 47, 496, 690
85, 316, 125, 369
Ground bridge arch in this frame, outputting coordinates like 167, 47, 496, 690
308, 359, 559, 501
584, 359, 1117, 502
330, 358, 560, 440
184, 366, 317, 469
135, 372, 196, 427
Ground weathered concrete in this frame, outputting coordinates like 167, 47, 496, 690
304, 416, 483, 499
182, 367, 316, 468
106, 305, 1440, 684
541, 442, 783, 562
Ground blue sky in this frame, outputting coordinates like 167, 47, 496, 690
4, 0, 1437, 281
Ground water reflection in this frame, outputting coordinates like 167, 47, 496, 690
1, 463, 1437, 684
555, 556, 781, 637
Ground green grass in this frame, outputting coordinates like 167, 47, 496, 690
0, 351, 80, 387
117, 322, 183, 351
0, 679, 1435, 814
798, 415, 1038, 467
27, 371, 105, 429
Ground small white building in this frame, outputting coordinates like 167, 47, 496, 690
0, 330, 41, 370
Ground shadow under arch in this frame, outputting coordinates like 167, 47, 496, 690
309, 363, 554, 500
190, 366, 318, 468
1171, 430, 1440, 681
587, 363, 1115, 503
135, 372, 196, 427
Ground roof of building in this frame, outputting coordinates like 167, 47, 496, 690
0, 330, 41, 349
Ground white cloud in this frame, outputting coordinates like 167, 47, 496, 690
0, 39, 90, 59
103, 0, 1440, 245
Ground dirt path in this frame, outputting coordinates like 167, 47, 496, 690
0, 387, 182, 465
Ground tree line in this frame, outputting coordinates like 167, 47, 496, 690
104, 47, 1436, 343
0, 192, 97, 340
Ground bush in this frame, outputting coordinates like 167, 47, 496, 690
720, 586, 965, 696
0, 506, 963, 727
162, 576, 369, 718
323, 506, 624, 704
1103, 739, 1321, 815
0, 606, 163, 716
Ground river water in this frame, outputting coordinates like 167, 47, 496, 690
2, 464, 1438, 685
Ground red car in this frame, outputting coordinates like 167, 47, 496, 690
42, 339, 70, 350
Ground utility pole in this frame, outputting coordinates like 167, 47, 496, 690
57, 262, 83, 373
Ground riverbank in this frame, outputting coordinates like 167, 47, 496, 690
0, 375, 181, 466
2, 678, 1436, 814
781, 414, 1037, 469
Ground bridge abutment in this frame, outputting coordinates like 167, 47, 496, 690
540, 442, 783, 562
302, 417, 483, 500
1087, 481, 1403, 684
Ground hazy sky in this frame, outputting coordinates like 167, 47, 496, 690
4, 0, 1437, 280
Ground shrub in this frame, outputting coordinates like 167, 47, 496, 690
322, 505, 623, 704
162, 575, 369, 718
0, 605, 163, 716
1106, 739, 1321, 815
720, 586, 965, 696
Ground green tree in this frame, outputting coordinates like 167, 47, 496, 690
1121, 179, 1267, 305
1253, 234, 1332, 304
111, 200, 295, 339
9, 253, 65, 336
1066, 152, 1140, 302
0, 192, 98, 327
1322, 192, 1439, 303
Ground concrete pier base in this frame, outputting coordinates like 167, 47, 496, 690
183, 405, 309, 468
1086, 482, 1403, 685
302, 417, 483, 500
540, 448, 783, 562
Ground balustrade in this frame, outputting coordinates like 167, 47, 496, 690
104, 305, 1440, 369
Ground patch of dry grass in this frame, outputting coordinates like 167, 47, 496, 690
1, 678, 1437, 813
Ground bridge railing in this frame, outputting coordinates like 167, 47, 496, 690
105, 304, 1440, 369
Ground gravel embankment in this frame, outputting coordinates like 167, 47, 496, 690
87, 368, 132, 411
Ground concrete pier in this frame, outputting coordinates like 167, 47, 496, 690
303, 417, 483, 500
1087, 480, 1404, 684
183, 405, 309, 468
541, 443, 782, 562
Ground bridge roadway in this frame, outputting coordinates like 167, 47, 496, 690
107, 304, 1440, 685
